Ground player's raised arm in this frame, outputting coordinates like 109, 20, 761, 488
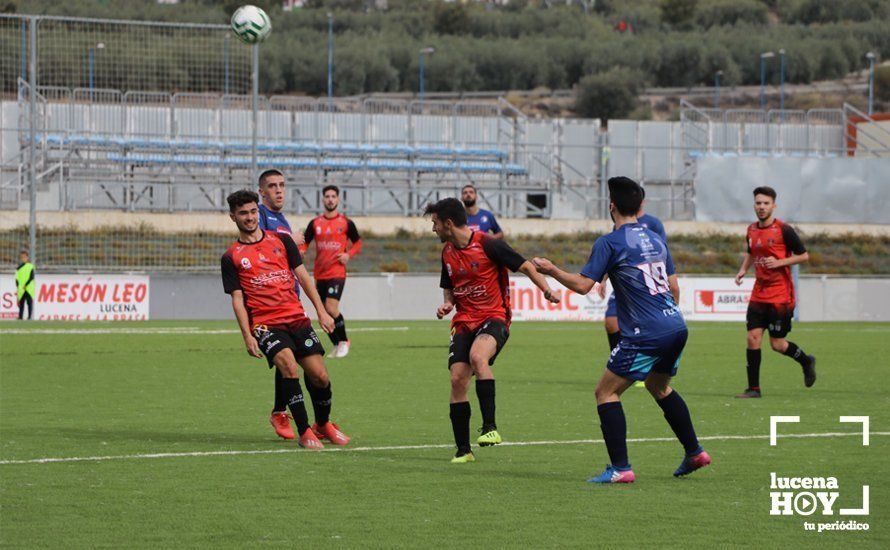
532, 258, 595, 296
481, 237, 558, 302
516, 260, 559, 303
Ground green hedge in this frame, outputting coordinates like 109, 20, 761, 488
4, 0, 889, 96
2, 226, 888, 275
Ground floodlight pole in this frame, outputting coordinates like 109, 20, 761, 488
327, 12, 333, 98
779, 49, 786, 113
419, 47, 435, 104
866, 52, 876, 115
28, 16, 37, 262
251, 43, 259, 182
760, 51, 774, 110
88, 46, 94, 90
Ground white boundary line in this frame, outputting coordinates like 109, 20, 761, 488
0, 326, 409, 335
2, 431, 886, 466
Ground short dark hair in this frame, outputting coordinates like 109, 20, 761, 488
461, 184, 476, 192
322, 185, 340, 196
423, 197, 467, 227
258, 169, 283, 187
753, 186, 777, 200
227, 189, 259, 212
608, 176, 643, 216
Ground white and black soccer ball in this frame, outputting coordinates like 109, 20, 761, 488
231, 5, 272, 45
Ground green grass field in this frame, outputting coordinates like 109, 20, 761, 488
1, 321, 887, 548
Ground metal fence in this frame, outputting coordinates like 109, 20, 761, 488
679, 100, 890, 158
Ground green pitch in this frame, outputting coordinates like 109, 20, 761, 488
1, 321, 887, 548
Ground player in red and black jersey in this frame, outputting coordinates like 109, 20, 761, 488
298, 185, 361, 359
221, 189, 350, 449
734, 186, 816, 398
424, 198, 558, 463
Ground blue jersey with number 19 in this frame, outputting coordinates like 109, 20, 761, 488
581, 223, 685, 341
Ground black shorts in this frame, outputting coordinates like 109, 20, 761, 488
448, 319, 510, 368
253, 322, 325, 369
746, 301, 794, 338
316, 278, 346, 301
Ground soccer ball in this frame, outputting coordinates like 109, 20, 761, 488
230, 5, 272, 45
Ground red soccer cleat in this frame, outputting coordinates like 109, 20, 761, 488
299, 428, 325, 450
269, 412, 295, 440
313, 421, 350, 446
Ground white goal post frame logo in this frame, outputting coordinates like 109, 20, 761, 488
769, 415, 870, 516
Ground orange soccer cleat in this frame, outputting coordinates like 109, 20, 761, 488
298, 428, 325, 450
312, 422, 350, 446
269, 412, 295, 440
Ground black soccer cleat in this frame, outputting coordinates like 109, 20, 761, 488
734, 388, 762, 398
802, 355, 817, 388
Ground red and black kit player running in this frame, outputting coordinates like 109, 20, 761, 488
299, 185, 362, 358
424, 198, 559, 463
734, 186, 816, 398
221, 189, 350, 449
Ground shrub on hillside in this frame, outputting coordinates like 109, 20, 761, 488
695, 0, 768, 28
574, 68, 644, 120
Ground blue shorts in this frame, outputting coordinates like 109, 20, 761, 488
607, 329, 688, 382
605, 294, 617, 318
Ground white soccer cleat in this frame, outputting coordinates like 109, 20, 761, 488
326, 345, 338, 358
335, 340, 350, 358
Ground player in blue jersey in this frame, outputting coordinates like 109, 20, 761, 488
461, 184, 504, 239
533, 177, 711, 483
257, 169, 293, 237
601, 187, 668, 352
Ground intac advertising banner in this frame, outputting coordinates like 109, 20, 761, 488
510, 276, 755, 322
0, 274, 150, 321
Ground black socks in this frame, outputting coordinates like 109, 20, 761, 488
328, 314, 347, 346
597, 402, 629, 468
334, 314, 348, 344
450, 402, 471, 454
746, 348, 761, 390
305, 377, 333, 426
273, 368, 287, 413
281, 377, 310, 435
607, 331, 621, 351
783, 341, 811, 367
475, 379, 496, 430
656, 390, 702, 456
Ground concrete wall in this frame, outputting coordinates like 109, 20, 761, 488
150, 273, 890, 322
